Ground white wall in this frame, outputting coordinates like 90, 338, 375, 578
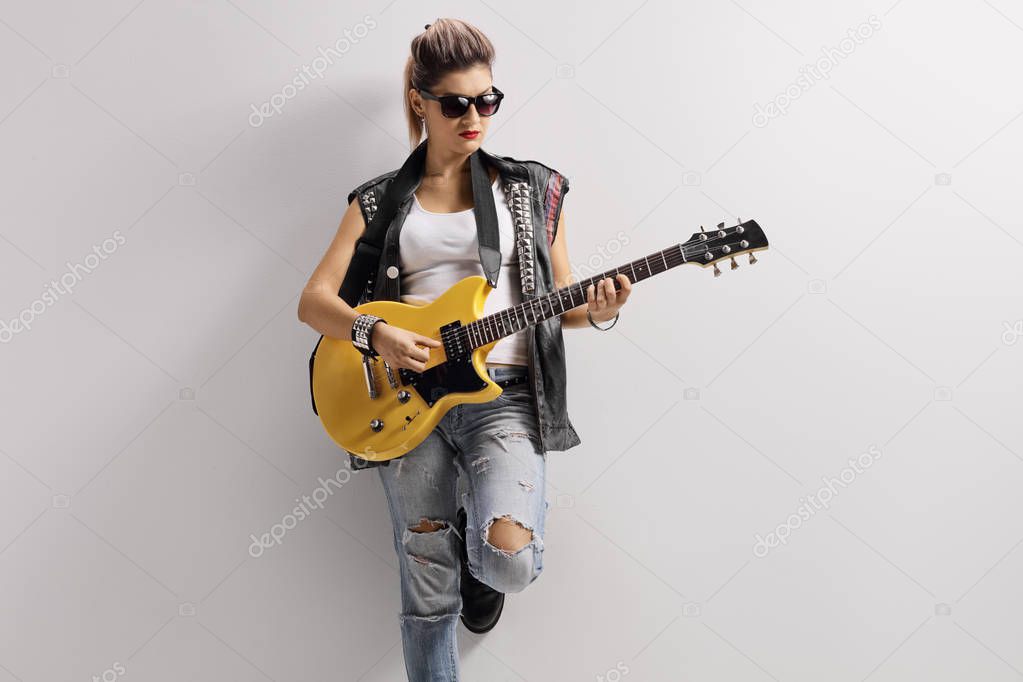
1, 1, 1021, 680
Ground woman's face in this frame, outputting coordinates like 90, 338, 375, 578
411, 64, 495, 154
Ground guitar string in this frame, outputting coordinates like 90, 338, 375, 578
439, 250, 711, 350
466, 233, 753, 345
431, 228, 756, 350
466, 255, 715, 345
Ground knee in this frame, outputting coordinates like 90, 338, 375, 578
485, 515, 533, 553
410, 518, 448, 534
400, 517, 461, 615
480, 515, 542, 593
403, 517, 456, 568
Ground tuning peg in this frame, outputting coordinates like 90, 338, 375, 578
713, 262, 721, 277
700, 225, 705, 232
717, 222, 725, 230
748, 252, 758, 265
730, 257, 739, 270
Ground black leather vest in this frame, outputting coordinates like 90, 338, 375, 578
344, 147, 581, 470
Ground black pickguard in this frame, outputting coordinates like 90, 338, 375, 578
398, 360, 487, 406
397, 320, 487, 406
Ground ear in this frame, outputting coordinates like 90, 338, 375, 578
408, 89, 424, 117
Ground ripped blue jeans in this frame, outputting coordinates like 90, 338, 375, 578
377, 365, 548, 682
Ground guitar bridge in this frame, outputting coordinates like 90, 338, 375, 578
362, 355, 379, 399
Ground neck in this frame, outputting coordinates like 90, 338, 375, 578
422, 139, 472, 184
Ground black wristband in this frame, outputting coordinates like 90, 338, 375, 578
351, 313, 386, 357
587, 309, 619, 331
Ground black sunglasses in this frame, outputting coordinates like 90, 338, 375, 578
417, 86, 504, 118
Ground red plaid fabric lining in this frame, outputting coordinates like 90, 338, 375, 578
543, 171, 566, 247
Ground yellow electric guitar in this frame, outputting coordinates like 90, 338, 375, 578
311, 219, 769, 461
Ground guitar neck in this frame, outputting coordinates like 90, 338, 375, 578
465, 242, 688, 349
464, 219, 768, 349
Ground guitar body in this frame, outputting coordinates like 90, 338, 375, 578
312, 275, 505, 462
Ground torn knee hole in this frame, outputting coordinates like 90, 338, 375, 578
485, 515, 533, 553
409, 517, 448, 533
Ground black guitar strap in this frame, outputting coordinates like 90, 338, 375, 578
469, 148, 502, 289
338, 140, 502, 306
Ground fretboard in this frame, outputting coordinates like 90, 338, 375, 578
464, 241, 690, 349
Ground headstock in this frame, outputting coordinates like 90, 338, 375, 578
683, 219, 769, 276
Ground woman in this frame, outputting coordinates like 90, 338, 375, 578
298, 18, 631, 681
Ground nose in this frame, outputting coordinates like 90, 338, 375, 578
462, 103, 482, 124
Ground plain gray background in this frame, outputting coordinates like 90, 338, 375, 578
2, 0, 1022, 680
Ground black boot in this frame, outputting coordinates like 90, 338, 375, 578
456, 507, 505, 633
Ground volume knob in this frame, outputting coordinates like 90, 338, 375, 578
369, 419, 384, 432
397, 390, 411, 404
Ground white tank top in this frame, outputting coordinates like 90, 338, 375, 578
398, 177, 529, 366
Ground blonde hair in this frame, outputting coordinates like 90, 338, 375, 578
403, 18, 496, 149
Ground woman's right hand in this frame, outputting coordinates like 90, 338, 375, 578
369, 322, 442, 372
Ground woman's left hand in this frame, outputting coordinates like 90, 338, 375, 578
586, 274, 632, 323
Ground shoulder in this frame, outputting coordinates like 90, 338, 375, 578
347, 168, 400, 205
491, 152, 568, 184
491, 153, 573, 245
490, 153, 571, 215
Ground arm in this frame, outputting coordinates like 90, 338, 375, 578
296, 198, 366, 339
297, 198, 441, 370
549, 207, 631, 329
